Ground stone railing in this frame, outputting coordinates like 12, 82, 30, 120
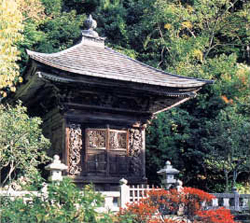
208, 192, 250, 212
119, 179, 250, 212
1, 182, 250, 213
0, 188, 120, 212
96, 191, 120, 212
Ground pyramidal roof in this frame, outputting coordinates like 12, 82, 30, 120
27, 15, 213, 88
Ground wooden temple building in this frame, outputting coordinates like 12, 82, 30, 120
13, 15, 212, 189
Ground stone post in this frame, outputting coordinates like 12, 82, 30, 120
212, 198, 219, 208
223, 198, 230, 208
45, 155, 68, 182
233, 187, 240, 211
119, 178, 130, 208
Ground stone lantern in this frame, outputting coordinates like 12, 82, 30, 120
45, 155, 68, 182
157, 161, 180, 189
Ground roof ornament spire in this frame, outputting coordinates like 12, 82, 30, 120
82, 14, 99, 38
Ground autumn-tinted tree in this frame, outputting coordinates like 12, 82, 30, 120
0, 0, 23, 98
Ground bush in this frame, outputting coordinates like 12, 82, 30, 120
117, 187, 237, 223
0, 178, 113, 223
0, 102, 50, 186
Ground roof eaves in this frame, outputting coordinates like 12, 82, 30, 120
26, 43, 213, 88
36, 71, 197, 98
29, 54, 209, 88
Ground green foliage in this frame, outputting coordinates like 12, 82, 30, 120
35, 10, 85, 53
236, 182, 250, 194
202, 106, 250, 192
146, 108, 192, 184
62, 0, 99, 14
17, 0, 86, 72
0, 102, 50, 186
94, 0, 129, 50
126, 0, 250, 191
0, 178, 113, 223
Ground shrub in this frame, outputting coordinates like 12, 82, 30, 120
117, 187, 237, 223
0, 102, 50, 186
196, 207, 236, 223
0, 178, 113, 223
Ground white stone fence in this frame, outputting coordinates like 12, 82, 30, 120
119, 178, 161, 209
0, 181, 160, 213
112, 179, 250, 212
208, 193, 250, 212
1, 181, 249, 213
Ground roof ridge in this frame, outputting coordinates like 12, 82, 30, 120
26, 41, 86, 57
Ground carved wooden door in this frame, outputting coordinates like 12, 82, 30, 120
85, 129, 107, 175
67, 125, 144, 179
85, 128, 129, 177
109, 130, 129, 176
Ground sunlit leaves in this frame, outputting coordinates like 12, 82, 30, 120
0, 0, 23, 97
18, 0, 45, 23
0, 0, 45, 98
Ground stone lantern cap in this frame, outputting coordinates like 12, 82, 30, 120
45, 155, 68, 171
157, 161, 180, 175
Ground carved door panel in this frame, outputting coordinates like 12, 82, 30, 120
109, 130, 129, 176
109, 152, 128, 175
128, 129, 144, 177
85, 129, 107, 175
68, 124, 83, 175
86, 151, 107, 174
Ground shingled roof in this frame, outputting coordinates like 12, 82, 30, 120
27, 15, 212, 89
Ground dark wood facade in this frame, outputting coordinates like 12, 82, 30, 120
13, 16, 212, 189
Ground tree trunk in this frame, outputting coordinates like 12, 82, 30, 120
224, 169, 229, 192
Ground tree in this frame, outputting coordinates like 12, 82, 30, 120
25, 0, 85, 54
15, 0, 86, 72
121, 0, 250, 191
146, 108, 193, 185
0, 0, 23, 98
202, 107, 250, 192
0, 0, 46, 98
0, 102, 50, 186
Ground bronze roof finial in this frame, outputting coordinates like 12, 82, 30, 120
85, 15, 97, 30
82, 14, 99, 38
